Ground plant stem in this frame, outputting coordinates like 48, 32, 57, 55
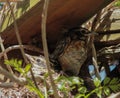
85, 86, 103, 98
0, 3, 13, 74
91, 11, 102, 79
41, 0, 59, 98
5, 0, 39, 89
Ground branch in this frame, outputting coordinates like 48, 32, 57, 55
0, 82, 16, 88
90, 11, 102, 79
0, 65, 27, 85
41, 0, 59, 98
5, 0, 38, 89
5, 0, 27, 62
0, 3, 13, 74
0, 36, 13, 74
0, 45, 43, 58
0, 64, 48, 88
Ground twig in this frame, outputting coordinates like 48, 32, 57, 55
5, 1, 27, 63
0, 63, 47, 87
92, 55, 101, 79
0, 3, 13, 74
0, 82, 16, 88
41, 0, 59, 98
90, 11, 102, 79
5, 0, 39, 89
97, 43, 120, 56
0, 3, 5, 28
91, 11, 102, 31
0, 34, 13, 74
0, 45, 43, 58
0, 65, 27, 85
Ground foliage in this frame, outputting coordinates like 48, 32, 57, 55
56, 76, 120, 98
114, 0, 120, 6
75, 77, 120, 98
26, 78, 44, 98
4, 59, 120, 98
103, 77, 120, 93
5, 59, 31, 76
4, 59, 44, 98
55, 76, 84, 97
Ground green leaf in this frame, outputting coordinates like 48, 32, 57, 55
26, 78, 44, 98
104, 87, 110, 96
4, 59, 22, 68
110, 78, 119, 85
4, 60, 10, 65
24, 64, 31, 73
26, 85, 35, 92
103, 77, 111, 85
109, 85, 119, 92
44, 72, 49, 78
57, 82, 66, 91
95, 88, 102, 98
70, 77, 81, 85
94, 78, 101, 87
114, 0, 120, 6
26, 85, 44, 98
18, 60, 22, 67
14, 59, 18, 67
78, 86, 87, 94
56, 76, 68, 82
15, 68, 24, 73
48, 89, 54, 95
75, 94, 85, 98
4, 59, 14, 67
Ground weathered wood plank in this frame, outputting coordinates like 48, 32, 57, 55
95, 8, 120, 48
0, 0, 114, 50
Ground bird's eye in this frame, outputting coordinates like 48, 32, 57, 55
37, 59, 41, 62
80, 29, 86, 35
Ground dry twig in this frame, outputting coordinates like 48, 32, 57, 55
0, 45, 43, 58
0, 3, 13, 74
90, 11, 102, 79
5, 0, 39, 89
0, 64, 48, 88
41, 0, 59, 97
0, 65, 27, 85
0, 82, 16, 88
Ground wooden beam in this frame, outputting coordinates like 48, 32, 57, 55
0, 0, 115, 51
0, 0, 23, 2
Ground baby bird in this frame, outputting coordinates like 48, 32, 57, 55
25, 54, 47, 76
